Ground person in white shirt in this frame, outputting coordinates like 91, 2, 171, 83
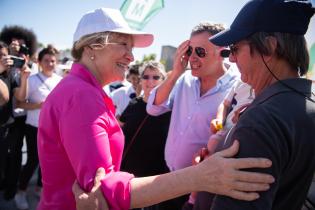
111, 64, 141, 118
14, 45, 62, 210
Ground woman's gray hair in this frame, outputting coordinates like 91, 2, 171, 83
247, 32, 309, 76
139, 61, 166, 79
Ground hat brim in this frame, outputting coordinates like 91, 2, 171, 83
209, 28, 253, 46
111, 28, 154, 48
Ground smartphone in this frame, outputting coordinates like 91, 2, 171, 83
10, 55, 26, 68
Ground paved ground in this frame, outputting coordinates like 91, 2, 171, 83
0, 140, 39, 210
0, 172, 40, 210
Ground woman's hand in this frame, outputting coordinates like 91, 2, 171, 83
72, 168, 109, 210
194, 140, 274, 201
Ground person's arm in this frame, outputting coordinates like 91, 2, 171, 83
73, 168, 109, 210
129, 140, 273, 208
210, 110, 281, 210
73, 140, 274, 210
0, 55, 12, 105
153, 40, 190, 105
14, 65, 31, 101
0, 79, 9, 106
210, 100, 231, 133
16, 100, 43, 110
61, 89, 134, 209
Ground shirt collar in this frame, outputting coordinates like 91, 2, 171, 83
69, 63, 105, 94
252, 78, 313, 106
69, 63, 116, 113
217, 65, 239, 87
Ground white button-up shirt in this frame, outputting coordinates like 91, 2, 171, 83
147, 68, 239, 171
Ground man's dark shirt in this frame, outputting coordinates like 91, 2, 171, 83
195, 78, 315, 210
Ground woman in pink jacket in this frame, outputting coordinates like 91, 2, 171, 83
37, 8, 274, 210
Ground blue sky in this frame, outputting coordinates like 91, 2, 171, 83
0, 0, 314, 62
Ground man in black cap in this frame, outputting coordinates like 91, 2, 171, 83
190, 0, 315, 209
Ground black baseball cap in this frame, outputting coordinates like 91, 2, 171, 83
209, 0, 315, 46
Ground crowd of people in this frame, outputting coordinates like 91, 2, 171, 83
0, 0, 315, 210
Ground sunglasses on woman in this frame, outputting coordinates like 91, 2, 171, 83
186, 46, 207, 58
142, 75, 161, 80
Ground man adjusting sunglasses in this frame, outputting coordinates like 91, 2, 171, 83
146, 22, 248, 209
186, 46, 207, 58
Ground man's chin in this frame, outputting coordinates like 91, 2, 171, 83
191, 70, 200, 77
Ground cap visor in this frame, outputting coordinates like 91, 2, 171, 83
209, 28, 253, 46
111, 28, 154, 48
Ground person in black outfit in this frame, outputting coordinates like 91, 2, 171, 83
186, 1, 315, 210
0, 41, 31, 198
120, 61, 174, 210
0, 25, 37, 201
0, 42, 18, 185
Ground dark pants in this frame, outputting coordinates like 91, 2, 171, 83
0, 124, 10, 188
2, 116, 26, 199
18, 124, 41, 190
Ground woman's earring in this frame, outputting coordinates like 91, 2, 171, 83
90, 56, 95, 60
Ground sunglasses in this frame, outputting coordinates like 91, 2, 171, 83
229, 45, 239, 56
186, 46, 207, 58
142, 75, 161, 80
229, 41, 251, 56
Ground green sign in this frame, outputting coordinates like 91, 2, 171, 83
120, 0, 164, 30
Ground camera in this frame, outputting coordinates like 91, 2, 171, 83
10, 55, 26, 68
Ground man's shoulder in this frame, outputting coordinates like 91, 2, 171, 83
111, 86, 129, 96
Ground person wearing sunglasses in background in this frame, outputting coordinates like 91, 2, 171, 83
146, 22, 240, 209
119, 61, 173, 210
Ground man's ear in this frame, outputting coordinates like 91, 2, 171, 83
267, 36, 277, 54
264, 36, 277, 62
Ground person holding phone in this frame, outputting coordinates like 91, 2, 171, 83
0, 25, 38, 203
13, 45, 62, 209
0, 41, 30, 200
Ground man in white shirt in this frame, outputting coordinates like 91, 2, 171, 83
111, 65, 141, 117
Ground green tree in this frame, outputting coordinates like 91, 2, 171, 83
135, 53, 156, 65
